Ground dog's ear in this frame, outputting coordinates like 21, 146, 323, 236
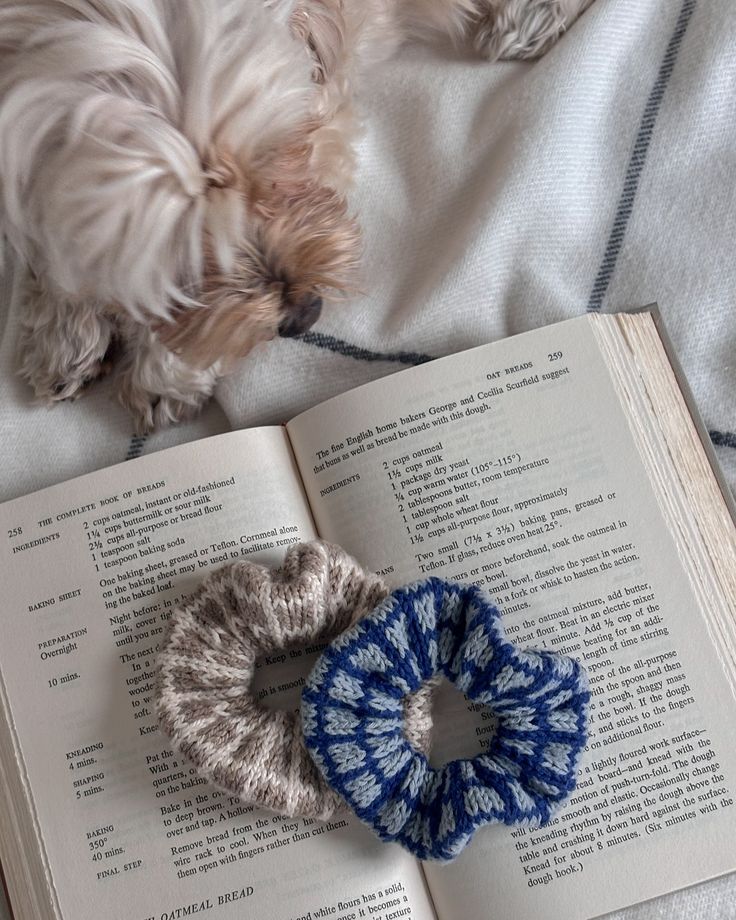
155, 267, 282, 370
155, 295, 279, 369
290, 1, 347, 84
0, 1, 316, 321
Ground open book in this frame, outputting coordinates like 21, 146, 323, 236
1, 309, 735, 920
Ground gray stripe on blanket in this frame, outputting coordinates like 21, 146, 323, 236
125, 435, 147, 460
298, 331, 434, 366
710, 431, 736, 451
586, 0, 697, 313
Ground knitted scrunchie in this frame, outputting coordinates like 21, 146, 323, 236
302, 577, 590, 861
156, 541, 434, 819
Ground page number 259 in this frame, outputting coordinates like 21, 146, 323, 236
548, 351, 563, 361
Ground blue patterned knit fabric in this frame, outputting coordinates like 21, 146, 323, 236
301, 578, 590, 862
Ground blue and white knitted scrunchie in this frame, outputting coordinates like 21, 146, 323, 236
301, 578, 590, 862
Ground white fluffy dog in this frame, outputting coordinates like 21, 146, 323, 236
0, 0, 592, 431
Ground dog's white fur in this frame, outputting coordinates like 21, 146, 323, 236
0, 0, 593, 431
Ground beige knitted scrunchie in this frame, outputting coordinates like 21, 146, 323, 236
156, 541, 433, 819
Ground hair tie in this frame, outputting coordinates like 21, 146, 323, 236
155, 541, 433, 819
302, 578, 590, 861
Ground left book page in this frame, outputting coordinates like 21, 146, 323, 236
0, 429, 435, 920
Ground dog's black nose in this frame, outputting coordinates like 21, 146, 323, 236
278, 292, 322, 338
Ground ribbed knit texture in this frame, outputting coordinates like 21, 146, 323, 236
302, 578, 590, 861
155, 541, 434, 819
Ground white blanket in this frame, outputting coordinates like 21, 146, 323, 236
1, 0, 735, 916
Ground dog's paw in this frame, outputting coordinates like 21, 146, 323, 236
18, 272, 117, 404
471, 0, 590, 61
117, 333, 219, 434
123, 391, 211, 436
25, 361, 104, 404
117, 376, 206, 435
20, 323, 116, 404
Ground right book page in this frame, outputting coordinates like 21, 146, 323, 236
286, 314, 736, 920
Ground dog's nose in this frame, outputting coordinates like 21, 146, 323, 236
278, 292, 323, 338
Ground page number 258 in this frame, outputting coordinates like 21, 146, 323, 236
7, 526, 22, 539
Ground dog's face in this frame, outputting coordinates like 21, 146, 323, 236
0, 0, 360, 368
158, 130, 361, 367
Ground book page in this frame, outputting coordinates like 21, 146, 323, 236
286, 317, 736, 920
0, 429, 435, 920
